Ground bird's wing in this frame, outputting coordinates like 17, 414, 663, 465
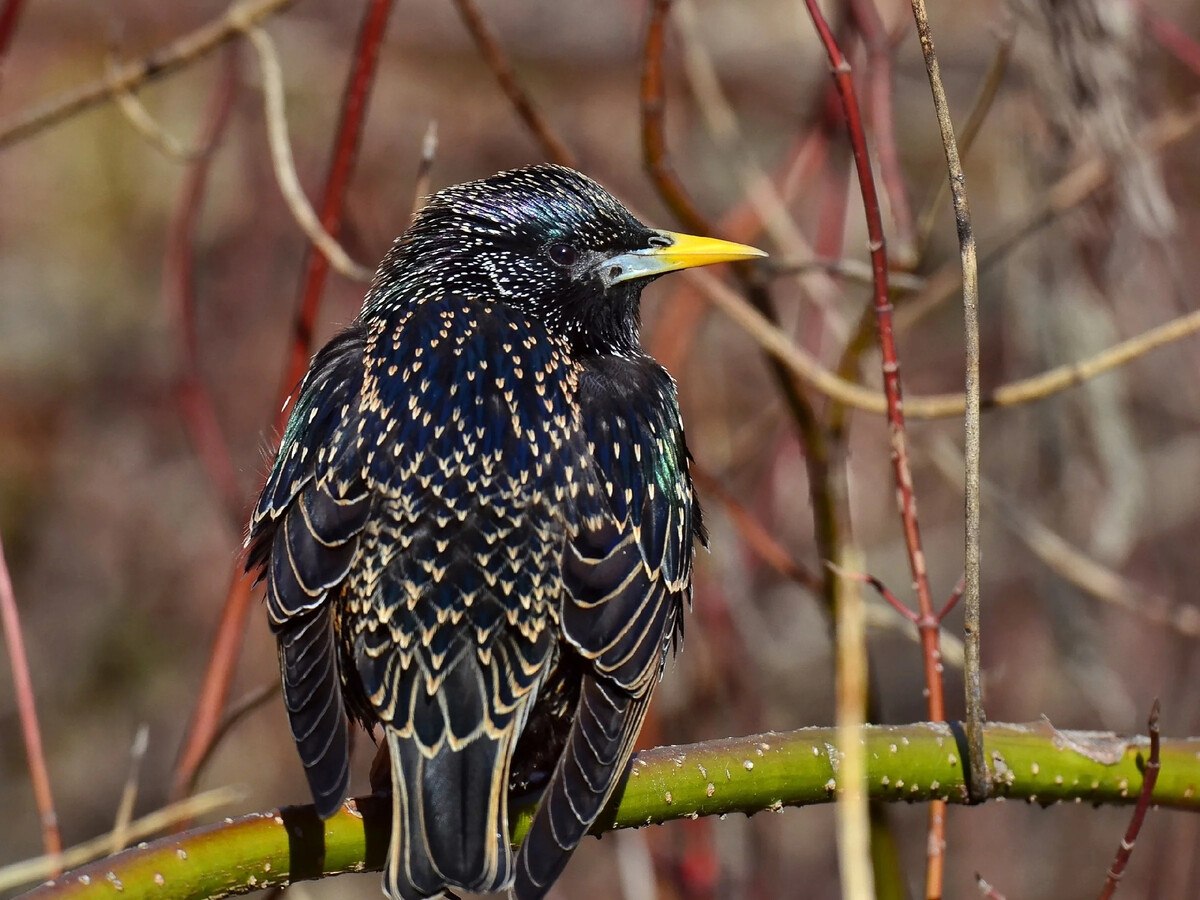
515, 358, 701, 897
347, 296, 576, 897
246, 323, 370, 818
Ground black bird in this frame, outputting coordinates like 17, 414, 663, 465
246, 164, 765, 899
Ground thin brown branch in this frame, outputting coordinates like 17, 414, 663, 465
448, 0, 576, 168
0, 0, 297, 150
906, 0, 987, 816
184, 681, 278, 796
692, 465, 821, 592
0, 532, 61, 867
937, 576, 966, 623
915, 29, 1013, 258
165, 46, 244, 525
641, 0, 710, 235
1098, 700, 1162, 900
173, 0, 394, 801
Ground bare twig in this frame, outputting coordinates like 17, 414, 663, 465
241, 26, 373, 283
0, 532, 61, 867
848, 0, 916, 265
801, 1, 948, 893
928, 438, 1200, 641
184, 681, 279, 796
770, 255, 927, 293
0, 0, 297, 150
689, 257, 1200, 419
693, 465, 821, 592
976, 874, 1008, 899
1098, 700, 1162, 899
165, 46, 244, 525
914, 29, 1014, 257
448, 0, 576, 167
906, 0, 987, 817
833, 552, 876, 900
106, 53, 205, 161
110, 725, 151, 854
410, 119, 439, 221
173, 0, 394, 801
827, 563, 918, 624
275, 0, 396, 409
0, 787, 242, 894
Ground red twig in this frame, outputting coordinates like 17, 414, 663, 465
449, 0, 576, 168
277, 0, 396, 413
847, 0, 916, 265
1142, 6, 1200, 80
937, 575, 966, 622
0, 0, 26, 80
828, 564, 919, 623
1098, 700, 1162, 899
165, 47, 243, 524
976, 874, 1008, 900
171, 0, 396, 801
0, 531, 62, 866
801, 0, 948, 894
693, 465, 821, 592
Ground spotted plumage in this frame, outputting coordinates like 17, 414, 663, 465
246, 164, 765, 899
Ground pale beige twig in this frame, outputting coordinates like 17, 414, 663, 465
411, 119, 438, 221
106, 55, 205, 161
241, 25, 373, 282
0, 787, 242, 894
689, 267, 1200, 419
0, 0, 296, 150
833, 551, 875, 900
110, 724, 151, 854
929, 438, 1200, 640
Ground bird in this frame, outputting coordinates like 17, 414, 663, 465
246, 163, 765, 899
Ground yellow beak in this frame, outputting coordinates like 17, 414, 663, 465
601, 230, 767, 286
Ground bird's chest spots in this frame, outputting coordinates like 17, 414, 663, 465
359, 299, 582, 505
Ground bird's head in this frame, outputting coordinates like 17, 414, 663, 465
368, 164, 766, 356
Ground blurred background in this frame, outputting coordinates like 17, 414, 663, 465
3, 0, 1200, 896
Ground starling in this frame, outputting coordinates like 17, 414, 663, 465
246, 164, 765, 899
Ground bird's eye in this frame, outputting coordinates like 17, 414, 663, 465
547, 242, 578, 267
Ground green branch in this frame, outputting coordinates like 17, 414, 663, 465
21, 722, 1199, 898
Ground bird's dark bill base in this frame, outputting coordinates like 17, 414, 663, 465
601, 230, 767, 286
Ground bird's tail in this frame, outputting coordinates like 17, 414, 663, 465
513, 677, 650, 899
382, 726, 516, 900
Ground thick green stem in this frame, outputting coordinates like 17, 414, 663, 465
23, 722, 1196, 898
